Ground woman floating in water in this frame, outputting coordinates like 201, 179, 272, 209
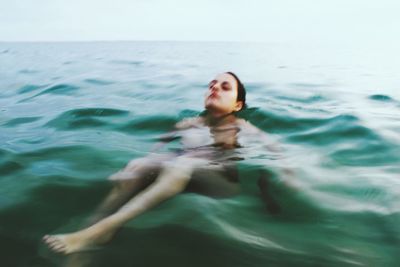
43, 72, 279, 254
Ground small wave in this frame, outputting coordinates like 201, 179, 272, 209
17, 145, 112, 168
18, 146, 84, 159
17, 84, 47, 94
46, 108, 129, 130
277, 94, 327, 104
330, 140, 398, 166
84, 78, 115, 85
0, 148, 14, 161
0, 160, 25, 175
35, 84, 79, 96
289, 82, 332, 89
19, 84, 80, 102
18, 69, 40, 74
240, 109, 357, 134
2, 117, 41, 127
287, 115, 377, 146
109, 60, 144, 66
117, 115, 177, 134
214, 218, 286, 250
245, 82, 274, 93
66, 108, 129, 117
368, 94, 394, 102
178, 109, 201, 119
53, 117, 107, 129
317, 183, 387, 205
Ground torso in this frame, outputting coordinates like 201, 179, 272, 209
176, 116, 243, 150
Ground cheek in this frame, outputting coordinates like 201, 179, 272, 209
224, 92, 237, 104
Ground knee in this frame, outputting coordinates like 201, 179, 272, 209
126, 158, 149, 170
164, 179, 189, 194
161, 163, 192, 181
157, 168, 192, 193
126, 156, 164, 173
108, 170, 131, 181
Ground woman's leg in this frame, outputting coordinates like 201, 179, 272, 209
185, 164, 241, 198
86, 155, 168, 225
43, 157, 193, 254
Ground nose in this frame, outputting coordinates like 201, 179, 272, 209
210, 82, 220, 92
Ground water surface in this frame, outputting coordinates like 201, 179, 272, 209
0, 41, 399, 267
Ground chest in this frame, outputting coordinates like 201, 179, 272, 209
180, 125, 240, 147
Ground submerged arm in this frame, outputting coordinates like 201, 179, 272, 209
150, 131, 180, 152
239, 119, 297, 213
150, 117, 201, 152
238, 119, 281, 152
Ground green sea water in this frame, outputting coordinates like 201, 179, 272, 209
0, 41, 399, 267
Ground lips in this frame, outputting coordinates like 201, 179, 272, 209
209, 92, 219, 99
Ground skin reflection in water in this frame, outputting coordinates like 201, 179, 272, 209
43, 72, 285, 262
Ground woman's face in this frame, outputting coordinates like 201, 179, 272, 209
204, 73, 243, 115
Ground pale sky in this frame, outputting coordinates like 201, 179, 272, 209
1, 0, 399, 44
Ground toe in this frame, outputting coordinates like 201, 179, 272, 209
49, 241, 59, 249
54, 243, 64, 250
47, 236, 56, 244
50, 240, 66, 253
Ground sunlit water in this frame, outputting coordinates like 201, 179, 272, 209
0, 41, 399, 267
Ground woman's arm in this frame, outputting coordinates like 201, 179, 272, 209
150, 131, 180, 152
150, 117, 202, 152
238, 119, 281, 152
238, 119, 297, 213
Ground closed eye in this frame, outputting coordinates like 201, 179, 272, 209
221, 81, 231, 90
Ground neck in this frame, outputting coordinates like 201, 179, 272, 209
205, 111, 236, 126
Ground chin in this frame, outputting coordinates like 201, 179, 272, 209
204, 102, 213, 110
205, 103, 219, 111
205, 105, 230, 114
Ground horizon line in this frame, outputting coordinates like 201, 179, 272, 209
0, 39, 273, 44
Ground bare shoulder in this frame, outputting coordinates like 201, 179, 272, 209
237, 118, 282, 151
236, 118, 262, 134
175, 116, 205, 129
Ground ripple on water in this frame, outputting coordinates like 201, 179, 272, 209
0, 161, 25, 176
66, 108, 129, 117
240, 108, 357, 134
17, 84, 47, 94
16, 145, 113, 169
2, 117, 41, 127
18, 83, 80, 103
34, 83, 80, 96
276, 94, 328, 104
0, 148, 12, 159
330, 139, 399, 167
18, 69, 39, 74
46, 108, 130, 130
289, 82, 332, 89
117, 115, 178, 134
84, 78, 115, 85
109, 59, 144, 66
286, 114, 378, 146
0, 148, 25, 175
368, 94, 394, 102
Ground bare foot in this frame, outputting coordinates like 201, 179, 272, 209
42, 230, 114, 254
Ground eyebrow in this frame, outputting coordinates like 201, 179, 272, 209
208, 80, 217, 87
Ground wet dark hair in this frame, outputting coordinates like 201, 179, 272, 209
226, 71, 246, 110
